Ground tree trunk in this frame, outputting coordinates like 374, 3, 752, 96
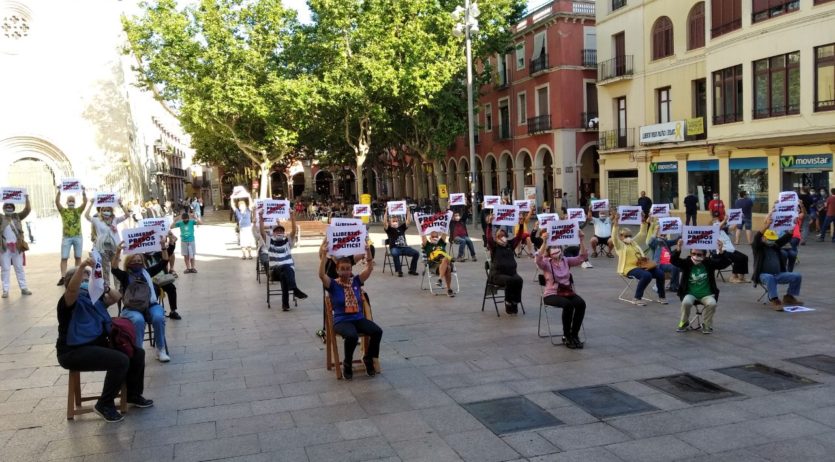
433, 159, 448, 210
259, 161, 270, 199
354, 144, 368, 201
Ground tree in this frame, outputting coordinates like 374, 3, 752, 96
123, 0, 314, 198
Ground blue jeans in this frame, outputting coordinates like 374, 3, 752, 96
390, 246, 419, 273
820, 216, 835, 240
453, 236, 476, 259
785, 238, 800, 272
658, 263, 680, 290
627, 267, 666, 299
121, 304, 166, 350
759, 272, 802, 301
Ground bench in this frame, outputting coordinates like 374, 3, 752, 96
295, 219, 329, 245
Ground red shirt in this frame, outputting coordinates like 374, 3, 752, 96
708, 199, 726, 220
827, 196, 835, 216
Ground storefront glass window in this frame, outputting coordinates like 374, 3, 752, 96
686, 160, 719, 210
650, 161, 678, 208
730, 158, 769, 213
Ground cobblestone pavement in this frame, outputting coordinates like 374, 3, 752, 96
2, 212, 835, 461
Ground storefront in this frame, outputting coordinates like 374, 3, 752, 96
781, 153, 832, 193
649, 161, 678, 208
686, 159, 719, 211
730, 157, 769, 213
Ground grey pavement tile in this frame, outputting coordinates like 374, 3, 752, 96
669, 402, 758, 428
391, 434, 462, 461
528, 446, 624, 462
443, 429, 521, 462
674, 422, 769, 454
538, 422, 631, 451
0, 441, 49, 462
174, 434, 261, 461
0, 397, 39, 415
211, 448, 309, 462
304, 436, 397, 462
394, 386, 455, 409
290, 402, 368, 426
177, 402, 253, 425
371, 410, 436, 442
446, 383, 518, 404
336, 418, 381, 440
420, 404, 486, 435
319, 389, 358, 406
82, 444, 176, 462
131, 421, 217, 448
257, 424, 343, 452
250, 394, 321, 415
748, 434, 835, 461
212, 384, 286, 406
42, 433, 134, 461
800, 404, 835, 427
354, 389, 415, 415
678, 448, 769, 462
243, 370, 310, 388
608, 412, 698, 439
501, 431, 561, 458
216, 411, 295, 438
604, 435, 704, 462
178, 376, 247, 396
746, 413, 832, 440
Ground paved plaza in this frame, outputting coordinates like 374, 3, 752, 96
2, 212, 835, 461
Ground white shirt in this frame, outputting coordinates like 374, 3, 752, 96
717, 229, 735, 253
2, 219, 17, 244
592, 217, 612, 238
92, 215, 128, 249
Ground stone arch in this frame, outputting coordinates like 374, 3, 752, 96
515, 148, 532, 168
484, 153, 498, 195
577, 142, 600, 204
0, 135, 73, 181
533, 144, 553, 169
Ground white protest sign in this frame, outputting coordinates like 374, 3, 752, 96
778, 191, 799, 204
492, 205, 519, 227
415, 211, 453, 236
387, 200, 408, 215
773, 203, 798, 214
121, 226, 162, 255
727, 209, 743, 226
0, 187, 26, 204
538, 213, 559, 227
514, 200, 532, 213
482, 195, 501, 209
591, 199, 609, 214
263, 199, 290, 220
88, 249, 106, 302
327, 221, 367, 257
617, 206, 643, 225
60, 178, 83, 195
139, 217, 170, 237
448, 193, 466, 207
94, 192, 119, 208
658, 217, 682, 235
566, 208, 586, 223
771, 212, 797, 234
682, 225, 719, 251
650, 203, 670, 218
352, 204, 371, 217
547, 220, 581, 246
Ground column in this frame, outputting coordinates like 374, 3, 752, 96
676, 152, 689, 216
302, 163, 314, 195
764, 148, 782, 205
598, 158, 609, 198
532, 166, 544, 208
635, 150, 651, 196
715, 149, 732, 205
481, 165, 493, 196
496, 167, 507, 194
512, 167, 525, 199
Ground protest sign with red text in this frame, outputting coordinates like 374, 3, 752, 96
492, 205, 519, 227
617, 206, 643, 225
353, 204, 371, 217
482, 195, 501, 209
547, 220, 580, 246
122, 227, 161, 255
591, 199, 609, 213
682, 225, 718, 251
448, 193, 466, 207
566, 208, 586, 223
60, 178, 83, 195
387, 200, 408, 215
0, 187, 26, 205
94, 192, 119, 208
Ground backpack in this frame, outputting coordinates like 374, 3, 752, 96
109, 317, 136, 358
123, 274, 151, 314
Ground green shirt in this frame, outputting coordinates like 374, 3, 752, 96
59, 208, 83, 237
688, 264, 712, 298
175, 220, 196, 242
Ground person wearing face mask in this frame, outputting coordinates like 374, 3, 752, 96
646, 218, 680, 293
707, 192, 725, 222
711, 213, 749, 283
235, 201, 255, 260
383, 210, 420, 277
318, 242, 381, 380
0, 196, 32, 298
612, 212, 667, 305
587, 209, 615, 258
86, 200, 129, 288
259, 209, 308, 310
172, 211, 202, 273
56, 189, 88, 286
535, 231, 588, 348
448, 212, 477, 262
485, 213, 526, 314
421, 231, 455, 297
670, 239, 731, 334
733, 191, 754, 245
752, 213, 803, 311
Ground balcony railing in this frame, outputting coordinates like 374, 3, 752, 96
712, 112, 742, 125
494, 126, 512, 141
581, 112, 599, 130
530, 53, 550, 75
582, 49, 597, 67
598, 55, 633, 82
572, 1, 595, 15
611, 0, 626, 12
599, 128, 634, 150
527, 114, 552, 134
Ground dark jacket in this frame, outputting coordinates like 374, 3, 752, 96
671, 249, 732, 301
750, 230, 792, 286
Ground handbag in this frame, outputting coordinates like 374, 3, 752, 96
152, 273, 176, 287
549, 260, 576, 297
123, 275, 151, 315
15, 234, 29, 252
636, 256, 657, 270
109, 317, 136, 358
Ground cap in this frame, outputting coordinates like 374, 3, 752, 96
763, 229, 779, 240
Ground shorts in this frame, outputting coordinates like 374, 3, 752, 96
594, 235, 612, 245
741, 217, 753, 230
167, 243, 176, 254
61, 236, 83, 259
181, 241, 196, 257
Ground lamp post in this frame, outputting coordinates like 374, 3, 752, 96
453, 1, 479, 213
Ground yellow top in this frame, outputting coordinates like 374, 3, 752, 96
612, 222, 649, 276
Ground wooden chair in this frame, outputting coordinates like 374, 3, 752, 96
67, 370, 127, 420
324, 292, 380, 380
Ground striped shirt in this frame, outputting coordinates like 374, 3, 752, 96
268, 237, 294, 268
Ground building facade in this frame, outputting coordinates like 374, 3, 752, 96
595, 0, 835, 222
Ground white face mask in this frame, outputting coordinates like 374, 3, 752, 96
623, 236, 633, 244
430, 237, 439, 244
549, 248, 562, 259
691, 255, 705, 264
101, 211, 112, 218
391, 221, 399, 227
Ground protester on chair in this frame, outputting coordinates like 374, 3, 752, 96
712, 213, 749, 283
671, 239, 732, 334
56, 258, 152, 423
485, 213, 525, 314
752, 213, 803, 311
318, 242, 381, 380
647, 218, 680, 293
612, 213, 667, 305
513, 210, 535, 257
259, 210, 308, 311
587, 209, 614, 258
422, 231, 455, 297
535, 231, 588, 349
449, 211, 476, 262
383, 210, 419, 277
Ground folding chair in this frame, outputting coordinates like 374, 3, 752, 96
537, 274, 586, 346
481, 261, 525, 317
714, 267, 728, 283
756, 283, 769, 304
382, 238, 415, 276
324, 292, 380, 380
683, 300, 706, 331
591, 240, 612, 258
255, 254, 268, 284
420, 252, 460, 295
266, 265, 297, 310
618, 275, 652, 305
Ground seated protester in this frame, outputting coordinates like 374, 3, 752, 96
535, 231, 589, 349
647, 219, 680, 292
145, 250, 181, 320
513, 211, 535, 257
421, 231, 455, 297
485, 213, 526, 314
318, 242, 381, 380
112, 244, 171, 362
612, 213, 668, 306
56, 258, 152, 423
259, 210, 309, 311
752, 213, 803, 311
670, 239, 732, 334
586, 209, 614, 258
383, 210, 419, 277
712, 213, 750, 283
448, 211, 477, 262
784, 205, 805, 272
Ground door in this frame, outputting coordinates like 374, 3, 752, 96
616, 96, 627, 147
614, 32, 625, 75
499, 103, 510, 138
586, 82, 598, 126
537, 87, 549, 116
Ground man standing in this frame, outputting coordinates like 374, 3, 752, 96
708, 192, 726, 222
733, 191, 754, 245
55, 189, 88, 286
683, 190, 699, 226
817, 188, 835, 242
383, 210, 419, 277
752, 213, 803, 311
449, 211, 476, 262
637, 191, 653, 219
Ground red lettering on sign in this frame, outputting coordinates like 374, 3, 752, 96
622, 210, 639, 220
774, 216, 793, 227
62, 182, 79, 190
391, 203, 404, 212
686, 230, 713, 245
128, 231, 155, 250
496, 210, 514, 222
356, 206, 368, 214
486, 198, 498, 205
550, 225, 573, 240
332, 230, 362, 251
420, 211, 446, 232
570, 211, 583, 219
662, 222, 678, 232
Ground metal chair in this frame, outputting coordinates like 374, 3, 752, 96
382, 238, 415, 275
420, 251, 460, 295
481, 260, 525, 317
266, 264, 297, 310
618, 275, 652, 305
537, 274, 586, 346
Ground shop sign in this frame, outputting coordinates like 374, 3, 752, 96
780, 154, 833, 170
639, 121, 685, 144
649, 161, 677, 173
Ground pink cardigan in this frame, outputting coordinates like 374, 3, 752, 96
535, 251, 586, 297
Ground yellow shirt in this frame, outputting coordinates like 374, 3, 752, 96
612, 222, 649, 276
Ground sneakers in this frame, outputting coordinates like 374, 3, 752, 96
21, 289, 32, 296
447, 289, 455, 298
342, 361, 353, 380
363, 358, 376, 377
769, 298, 784, 311
156, 349, 170, 363
168, 311, 182, 320
294, 289, 309, 300
564, 336, 580, 349
701, 325, 714, 334
94, 402, 124, 423
127, 395, 154, 408
571, 335, 584, 349
656, 298, 669, 305
56, 277, 65, 286
676, 321, 688, 333
782, 294, 803, 306
581, 261, 593, 269
632, 298, 647, 306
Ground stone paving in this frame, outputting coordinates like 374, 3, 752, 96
2, 211, 835, 461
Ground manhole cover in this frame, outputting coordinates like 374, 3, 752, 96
557, 385, 657, 419
786, 355, 835, 375
715, 363, 817, 391
641, 374, 740, 404
462, 396, 562, 435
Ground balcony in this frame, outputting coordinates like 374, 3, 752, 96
611, 0, 626, 12
529, 53, 550, 75
494, 126, 512, 141
599, 128, 634, 150
597, 55, 633, 83
581, 112, 599, 130
571, 1, 595, 15
582, 49, 596, 68
527, 114, 552, 134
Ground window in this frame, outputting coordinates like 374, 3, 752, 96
691, 78, 707, 139
498, 99, 510, 139
616, 96, 627, 146
687, 2, 705, 50
754, 51, 800, 118
515, 42, 525, 70
730, 158, 770, 214
612, 0, 627, 12
815, 0, 835, 4
712, 64, 742, 124
496, 53, 508, 86
531, 31, 547, 73
536, 86, 549, 116
657, 87, 672, 123
710, 0, 741, 38
651, 16, 674, 60
652, 163, 679, 209
753, 0, 799, 23
517, 92, 527, 124
815, 43, 835, 112
485, 104, 493, 131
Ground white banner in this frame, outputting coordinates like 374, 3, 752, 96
547, 220, 581, 246
263, 199, 290, 220
482, 195, 501, 209
352, 204, 371, 217
513, 200, 531, 213
492, 205, 519, 227
415, 211, 453, 236
60, 178, 83, 195
0, 187, 26, 204
590, 199, 609, 213
139, 217, 170, 237
727, 209, 743, 226
538, 213, 559, 228
771, 212, 797, 234
650, 203, 670, 218
658, 217, 682, 235
448, 193, 466, 207
121, 227, 162, 255
387, 200, 408, 215
94, 192, 119, 208
617, 206, 643, 225
773, 203, 798, 214
639, 120, 685, 144
682, 225, 719, 251
778, 191, 799, 204
327, 223, 367, 257
566, 208, 586, 223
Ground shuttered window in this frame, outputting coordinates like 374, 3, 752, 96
651, 16, 674, 60
687, 2, 705, 50
710, 0, 741, 38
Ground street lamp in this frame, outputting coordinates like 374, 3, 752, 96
453, 1, 479, 210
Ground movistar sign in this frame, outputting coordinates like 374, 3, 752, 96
650, 161, 678, 173
781, 154, 833, 170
